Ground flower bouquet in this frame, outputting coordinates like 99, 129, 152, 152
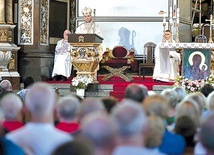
174, 75, 214, 93
71, 75, 93, 90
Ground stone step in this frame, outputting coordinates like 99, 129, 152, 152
51, 83, 114, 97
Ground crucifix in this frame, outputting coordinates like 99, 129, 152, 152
205, 14, 213, 43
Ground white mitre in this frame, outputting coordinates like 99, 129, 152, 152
82, 7, 92, 16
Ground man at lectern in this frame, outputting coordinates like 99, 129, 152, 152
75, 7, 103, 80
153, 30, 181, 82
75, 7, 103, 37
52, 30, 72, 81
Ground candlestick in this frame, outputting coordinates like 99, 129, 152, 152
177, 8, 179, 17
174, 0, 176, 6
163, 17, 166, 23
177, 18, 179, 24
170, 7, 172, 18
163, 10, 166, 23
209, 14, 213, 43
173, 6, 176, 18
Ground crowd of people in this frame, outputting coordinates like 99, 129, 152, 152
2, 5, 213, 155
0, 78, 213, 155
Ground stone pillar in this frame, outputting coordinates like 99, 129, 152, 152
0, 0, 13, 24
0, 0, 6, 24
6, 0, 13, 24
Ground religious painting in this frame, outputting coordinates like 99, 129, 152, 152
182, 48, 211, 80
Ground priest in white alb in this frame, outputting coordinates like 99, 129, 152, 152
153, 30, 181, 82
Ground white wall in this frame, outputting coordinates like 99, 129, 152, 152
77, 0, 169, 55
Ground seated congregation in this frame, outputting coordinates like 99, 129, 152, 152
0, 79, 213, 155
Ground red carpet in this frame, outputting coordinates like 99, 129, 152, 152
46, 75, 174, 100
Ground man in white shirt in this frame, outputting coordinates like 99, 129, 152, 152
6, 82, 72, 155
52, 30, 72, 81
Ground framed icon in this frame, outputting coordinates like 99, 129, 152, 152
182, 49, 211, 80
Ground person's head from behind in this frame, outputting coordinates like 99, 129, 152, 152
143, 94, 169, 119
56, 95, 80, 122
173, 86, 186, 103
145, 115, 165, 148
82, 7, 92, 23
201, 83, 214, 97
174, 115, 196, 140
186, 92, 206, 116
161, 88, 178, 109
63, 30, 71, 41
125, 83, 148, 103
81, 112, 118, 151
192, 54, 201, 67
111, 99, 148, 143
206, 91, 214, 112
163, 30, 172, 41
101, 96, 117, 113
23, 76, 34, 89
52, 140, 92, 155
199, 114, 214, 153
0, 93, 23, 121
25, 82, 56, 121
79, 97, 105, 122
175, 99, 200, 128
0, 80, 12, 92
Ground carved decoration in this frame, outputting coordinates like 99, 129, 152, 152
40, 0, 49, 45
18, 0, 33, 45
0, 51, 11, 71
70, 0, 76, 33
0, 28, 13, 43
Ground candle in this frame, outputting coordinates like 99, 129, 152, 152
174, 0, 176, 6
170, 17, 173, 24
177, 8, 180, 18
177, 18, 179, 24
163, 16, 166, 23
170, 7, 172, 18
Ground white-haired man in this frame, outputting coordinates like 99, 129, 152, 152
6, 82, 72, 155
52, 29, 72, 81
0, 93, 24, 133
111, 99, 165, 155
0, 80, 13, 100
55, 95, 81, 133
81, 112, 118, 155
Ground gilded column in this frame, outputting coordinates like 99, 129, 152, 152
0, 0, 6, 24
6, 0, 13, 24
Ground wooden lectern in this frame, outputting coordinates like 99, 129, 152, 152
68, 34, 103, 82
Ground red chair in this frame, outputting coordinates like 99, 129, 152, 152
100, 46, 136, 81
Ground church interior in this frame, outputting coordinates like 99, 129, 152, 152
1, 1, 214, 155
0, 0, 213, 90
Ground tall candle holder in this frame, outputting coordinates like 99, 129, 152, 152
176, 23, 180, 43
176, 8, 180, 42
205, 14, 213, 43
162, 11, 166, 32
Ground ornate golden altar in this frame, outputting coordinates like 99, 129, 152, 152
68, 34, 103, 82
